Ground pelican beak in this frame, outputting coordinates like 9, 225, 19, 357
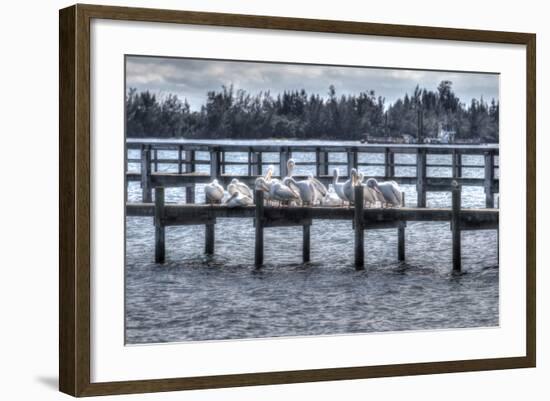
372, 185, 382, 194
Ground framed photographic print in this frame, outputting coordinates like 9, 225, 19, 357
59, 4, 536, 397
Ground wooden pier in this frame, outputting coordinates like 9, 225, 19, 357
126, 183, 498, 272
126, 139, 499, 208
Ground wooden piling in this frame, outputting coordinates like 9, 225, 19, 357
484, 151, 495, 208
205, 223, 215, 255
141, 146, 152, 203
153, 149, 158, 172
452, 150, 462, 178
398, 191, 406, 261
185, 150, 195, 203
385, 148, 395, 178
205, 149, 218, 254
280, 148, 290, 178
417, 109, 424, 143
177, 145, 183, 174
451, 182, 462, 272
347, 148, 358, 175
416, 149, 427, 207
210, 148, 221, 179
251, 151, 262, 176
154, 187, 165, 263
303, 224, 311, 263
254, 190, 264, 267
354, 185, 365, 270
316, 149, 329, 177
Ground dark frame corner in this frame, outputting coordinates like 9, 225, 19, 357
59, 3, 536, 397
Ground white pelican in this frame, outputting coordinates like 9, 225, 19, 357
365, 178, 402, 207
286, 158, 296, 178
228, 178, 252, 198
204, 179, 224, 204
287, 159, 326, 204
321, 187, 342, 206
333, 168, 348, 205
343, 168, 359, 204
263, 166, 280, 205
255, 177, 279, 205
225, 191, 253, 208
308, 175, 328, 204
255, 177, 271, 194
357, 172, 379, 207
283, 177, 315, 205
255, 176, 277, 205
269, 180, 300, 205
264, 165, 275, 182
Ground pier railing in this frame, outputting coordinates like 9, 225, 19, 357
126, 139, 499, 208
126, 183, 498, 272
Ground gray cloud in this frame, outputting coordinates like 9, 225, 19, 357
126, 56, 499, 110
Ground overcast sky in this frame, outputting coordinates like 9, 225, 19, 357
126, 56, 499, 110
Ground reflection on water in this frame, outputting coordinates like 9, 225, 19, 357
125, 151, 498, 344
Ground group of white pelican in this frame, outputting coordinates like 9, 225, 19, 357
204, 159, 403, 208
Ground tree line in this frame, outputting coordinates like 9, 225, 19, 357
126, 80, 498, 143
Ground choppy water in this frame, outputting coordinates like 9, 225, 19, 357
125, 149, 499, 344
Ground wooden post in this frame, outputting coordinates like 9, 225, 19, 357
154, 187, 165, 263
316, 149, 329, 177
204, 148, 218, 255
254, 190, 264, 267
451, 181, 462, 273
177, 145, 183, 174
398, 192, 405, 261
417, 109, 424, 143
251, 151, 262, 176
484, 151, 495, 208
141, 146, 152, 203
153, 149, 158, 172
347, 148, 358, 176
452, 150, 462, 178
354, 185, 365, 270
185, 150, 195, 203
205, 223, 215, 255
303, 224, 311, 263
280, 147, 290, 178
210, 148, 221, 179
416, 148, 427, 207
384, 148, 395, 178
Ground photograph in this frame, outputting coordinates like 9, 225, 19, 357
124, 55, 500, 344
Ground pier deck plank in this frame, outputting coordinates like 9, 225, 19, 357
127, 203, 498, 229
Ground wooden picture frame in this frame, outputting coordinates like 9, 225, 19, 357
59, 3, 536, 397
